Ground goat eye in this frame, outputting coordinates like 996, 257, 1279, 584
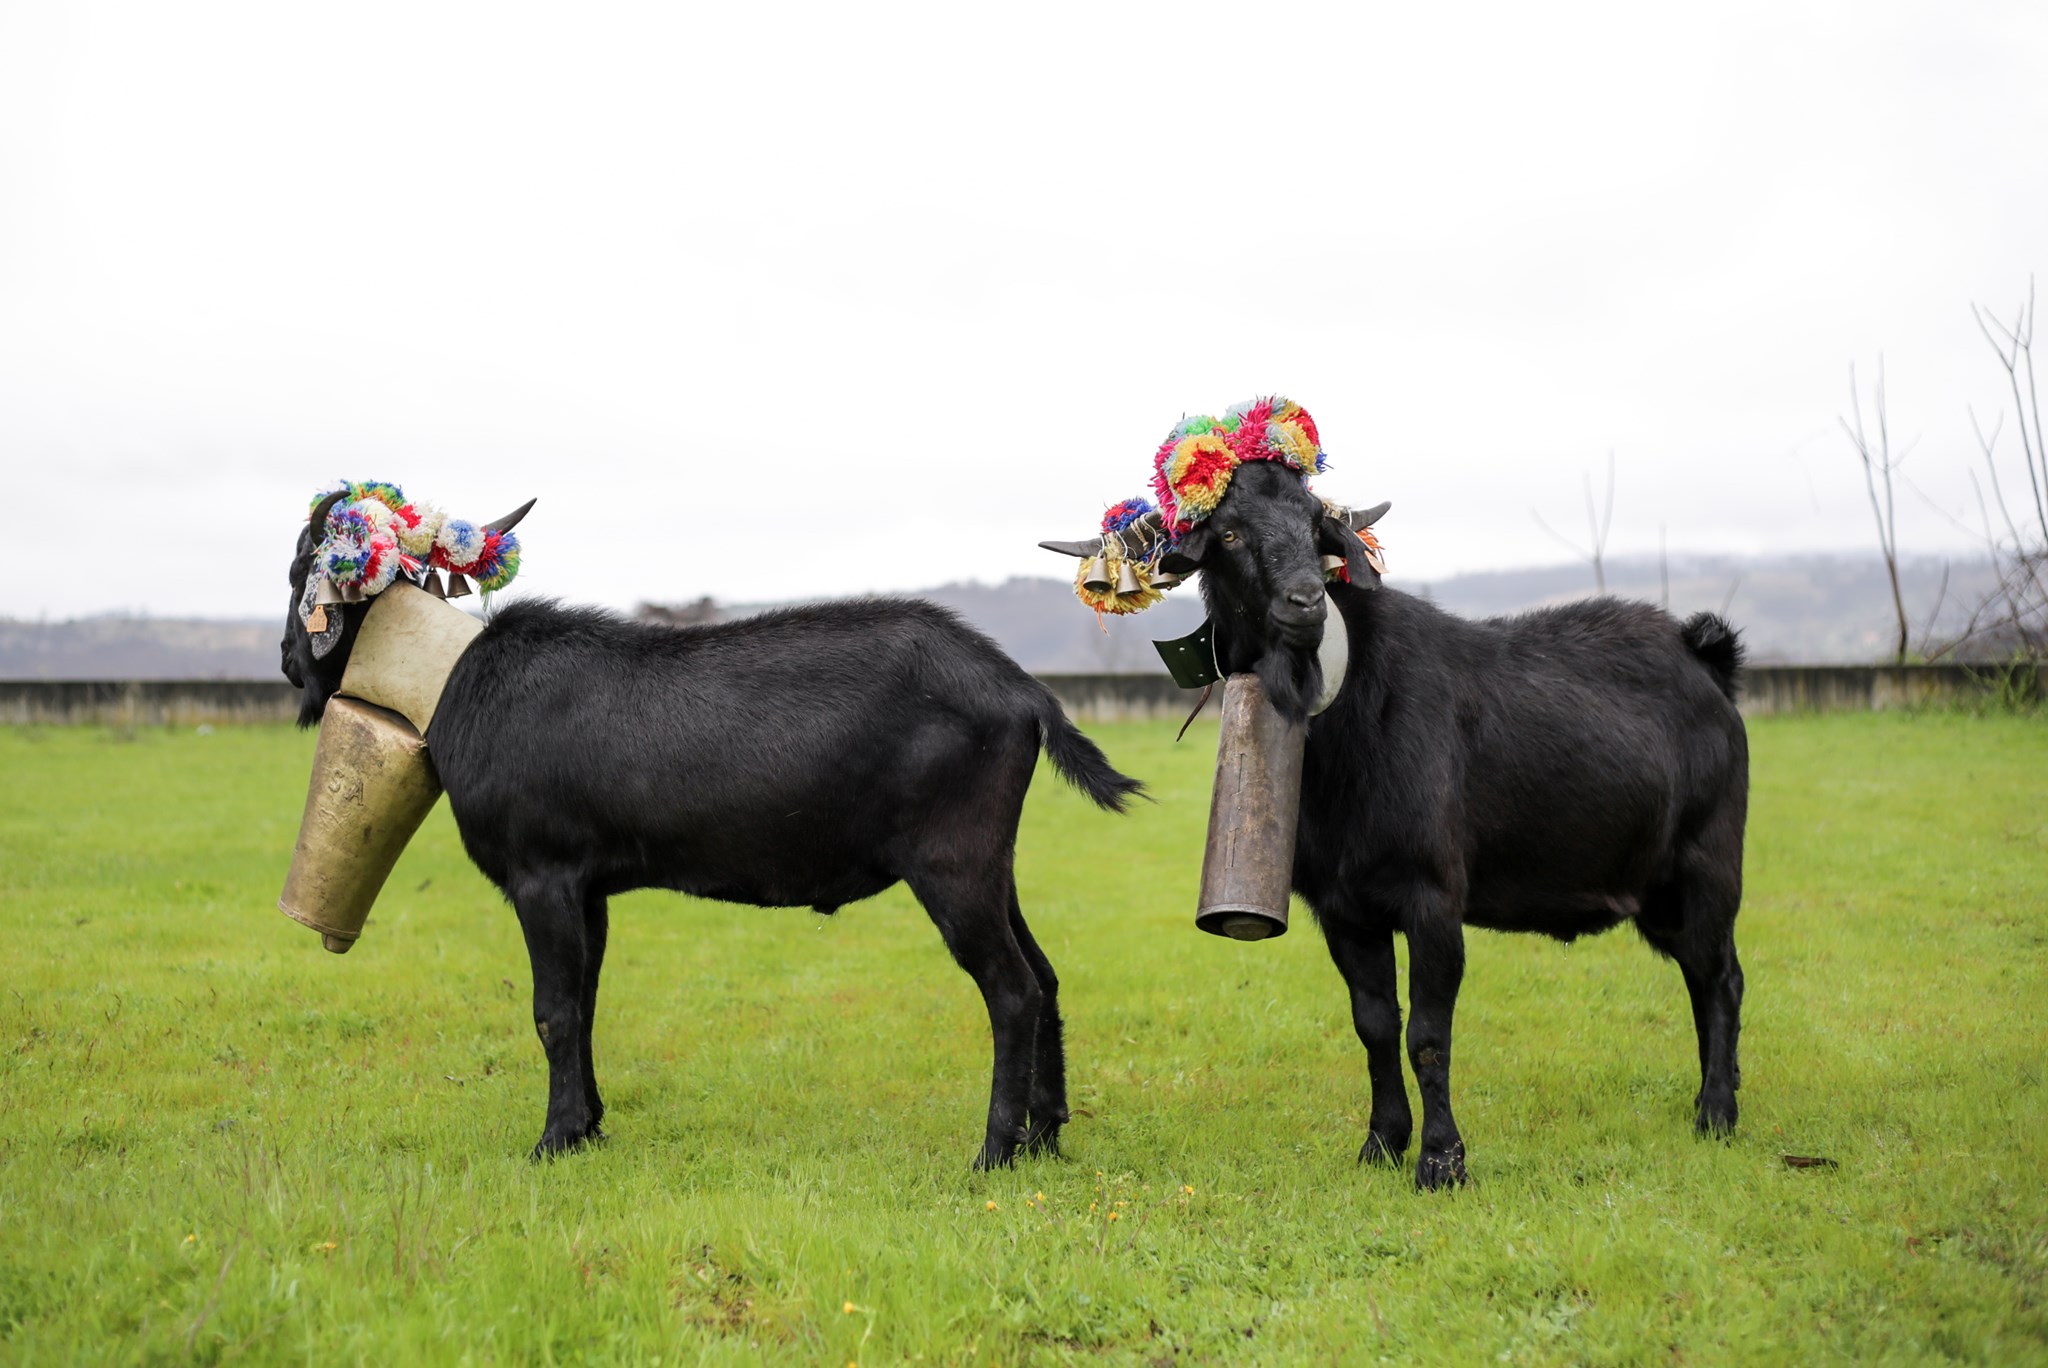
1221, 530, 1239, 544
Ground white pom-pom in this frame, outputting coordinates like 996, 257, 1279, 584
437, 519, 484, 564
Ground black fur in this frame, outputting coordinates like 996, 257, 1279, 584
1178, 462, 1750, 1189
283, 545, 1139, 1168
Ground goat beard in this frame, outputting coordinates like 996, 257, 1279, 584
1252, 642, 1324, 725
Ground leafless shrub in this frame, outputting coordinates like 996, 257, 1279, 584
1930, 280, 2048, 662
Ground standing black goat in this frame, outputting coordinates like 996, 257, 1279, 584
281, 500, 1140, 1167
1075, 461, 1749, 1189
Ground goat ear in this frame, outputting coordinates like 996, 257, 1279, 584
1158, 525, 1213, 576
1319, 514, 1380, 589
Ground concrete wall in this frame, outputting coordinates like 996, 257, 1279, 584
1, 666, 2040, 727
1735, 663, 2043, 717
0, 679, 304, 727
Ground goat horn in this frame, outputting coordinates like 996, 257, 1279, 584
1039, 536, 1106, 559
308, 489, 349, 530
1347, 500, 1392, 530
484, 498, 537, 535
1040, 509, 1169, 561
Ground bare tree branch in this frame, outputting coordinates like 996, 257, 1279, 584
1839, 358, 1910, 664
1532, 451, 1615, 595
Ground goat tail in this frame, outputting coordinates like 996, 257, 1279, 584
1680, 612, 1746, 701
1036, 697, 1146, 813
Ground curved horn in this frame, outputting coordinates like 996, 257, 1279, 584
1039, 510, 1168, 560
1347, 499, 1392, 530
484, 498, 537, 535
307, 489, 349, 530
1323, 498, 1392, 532
1039, 536, 1106, 559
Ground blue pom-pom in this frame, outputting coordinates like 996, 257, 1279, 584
1102, 496, 1156, 533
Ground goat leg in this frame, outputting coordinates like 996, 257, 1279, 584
512, 877, 598, 1159
578, 889, 610, 1141
1008, 892, 1070, 1156
912, 868, 1042, 1170
1405, 910, 1469, 1191
1323, 918, 1412, 1165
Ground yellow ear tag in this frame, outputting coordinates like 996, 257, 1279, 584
305, 605, 329, 633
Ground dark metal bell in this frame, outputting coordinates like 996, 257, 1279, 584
1193, 673, 1304, 940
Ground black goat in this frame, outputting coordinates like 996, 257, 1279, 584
1156, 461, 1749, 1189
282, 512, 1140, 1167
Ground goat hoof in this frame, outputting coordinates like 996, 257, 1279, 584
1023, 1122, 1066, 1159
1357, 1131, 1408, 1167
1694, 1095, 1738, 1139
974, 1139, 1022, 1171
529, 1121, 603, 1162
1414, 1144, 1469, 1191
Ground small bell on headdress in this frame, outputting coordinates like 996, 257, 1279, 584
1151, 565, 1182, 590
1081, 555, 1114, 594
338, 580, 366, 603
445, 573, 473, 599
421, 569, 447, 599
314, 577, 344, 606
1321, 554, 1346, 580
1116, 559, 1142, 596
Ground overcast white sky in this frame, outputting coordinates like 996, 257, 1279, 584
3, 1, 2044, 620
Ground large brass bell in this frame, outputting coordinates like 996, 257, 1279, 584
278, 581, 482, 953
278, 697, 442, 953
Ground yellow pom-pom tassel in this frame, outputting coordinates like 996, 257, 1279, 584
1074, 554, 1162, 616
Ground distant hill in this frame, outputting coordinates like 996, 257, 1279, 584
0, 552, 1995, 679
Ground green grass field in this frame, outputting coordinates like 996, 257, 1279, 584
1, 712, 2043, 1364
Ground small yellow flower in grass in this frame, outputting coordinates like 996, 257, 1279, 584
1182, 1185, 1195, 1195
316, 1241, 338, 1253
843, 1301, 857, 1315
183, 1234, 196, 1245
1089, 1202, 1097, 1212
1108, 1211, 1120, 1222
985, 1200, 998, 1211
1035, 1191, 1046, 1204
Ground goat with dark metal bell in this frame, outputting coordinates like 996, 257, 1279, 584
1047, 418, 1749, 1191
282, 491, 1141, 1169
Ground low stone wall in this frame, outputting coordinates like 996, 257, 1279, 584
0, 679, 303, 726
1041, 665, 2044, 722
1735, 663, 2043, 717
1, 666, 2039, 727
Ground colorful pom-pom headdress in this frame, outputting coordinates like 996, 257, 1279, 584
297, 481, 533, 650
1040, 396, 1388, 618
